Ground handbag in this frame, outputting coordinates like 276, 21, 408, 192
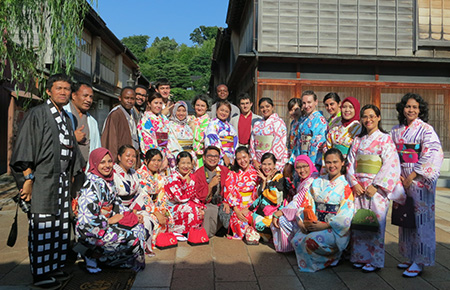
391, 196, 416, 229
187, 226, 209, 246
218, 203, 232, 229
351, 197, 379, 232
7, 201, 19, 247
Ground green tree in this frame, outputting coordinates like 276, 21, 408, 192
1, 0, 95, 95
189, 25, 218, 45
121, 35, 149, 62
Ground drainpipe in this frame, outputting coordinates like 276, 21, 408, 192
252, 0, 259, 105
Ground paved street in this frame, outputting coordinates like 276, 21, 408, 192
1, 182, 450, 289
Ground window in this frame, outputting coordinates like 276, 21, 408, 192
417, 0, 450, 44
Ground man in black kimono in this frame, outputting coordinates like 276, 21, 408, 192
10, 73, 84, 289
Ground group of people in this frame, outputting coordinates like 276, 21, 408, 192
9, 73, 443, 289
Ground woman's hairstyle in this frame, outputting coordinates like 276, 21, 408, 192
358, 104, 386, 137
232, 146, 250, 172
301, 90, 318, 101
176, 151, 193, 164
216, 99, 232, 112
258, 97, 274, 107
148, 92, 164, 104
288, 98, 302, 111
117, 144, 136, 159
144, 148, 163, 163
396, 93, 429, 125
324, 148, 346, 175
323, 92, 341, 104
261, 152, 277, 164
192, 94, 210, 110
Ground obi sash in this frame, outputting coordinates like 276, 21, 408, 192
178, 139, 194, 151
255, 135, 274, 151
300, 133, 312, 152
220, 136, 234, 148
240, 191, 253, 207
356, 154, 382, 174
156, 132, 169, 148
334, 144, 350, 156
315, 203, 339, 222
396, 143, 421, 163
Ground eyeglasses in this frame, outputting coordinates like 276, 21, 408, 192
296, 165, 309, 170
205, 155, 220, 159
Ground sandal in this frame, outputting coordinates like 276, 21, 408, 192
362, 264, 380, 273
352, 263, 364, 269
403, 263, 422, 278
32, 277, 61, 290
397, 262, 411, 269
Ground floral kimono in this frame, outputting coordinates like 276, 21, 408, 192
138, 111, 171, 156
288, 118, 303, 157
168, 106, 197, 166
391, 118, 443, 266
271, 172, 317, 253
250, 113, 288, 171
76, 173, 145, 271
205, 118, 238, 165
133, 164, 173, 252
113, 164, 141, 208
164, 171, 205, 234
225, 165, 259, 239
292, 111, 327, 166
324, 120, 361, 158
291, 175, 354, 272
192, 114, 210, 167
346, 130, 405, 268
249, 172, 292, 232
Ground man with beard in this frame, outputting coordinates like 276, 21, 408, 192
132, 85, 148, 123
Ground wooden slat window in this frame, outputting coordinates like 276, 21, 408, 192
418, 0, 450, 42
257, 84, 296, 122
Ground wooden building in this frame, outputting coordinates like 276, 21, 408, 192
211, 0, 450, 156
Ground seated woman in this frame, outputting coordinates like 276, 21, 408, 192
134, 149, 173, 253
291, 148, 355, 272
271, 155, 318, 252
113, 145, 140, 208
76, 148, 145, 273
249, 153, 292, 236
165, 151, 205, 236
226, 146, 260, 240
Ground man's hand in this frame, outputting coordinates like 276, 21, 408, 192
74, 125, 87, 143
21, 180, 33, 201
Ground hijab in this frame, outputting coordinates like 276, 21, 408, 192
294, 155, 317, 180
340, 97, 360, 127
88, 147, 114, 182
170, 101, 188, 126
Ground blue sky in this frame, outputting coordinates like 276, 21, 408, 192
94, 0, 229, 46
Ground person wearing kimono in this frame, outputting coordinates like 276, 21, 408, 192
165, 151, 205, 235
168, 101, 197, 166
294, 91, 327, 170
287, 98, 303, 158
391, 93, 444, 277
191, 94, 211, 168
225, 147, 260, 240
347, 105, 405, 272
133, 149, 173, 253
324, 97, 361, 158
205, 100, 238, 167
138, 93, 172, 168
249, 98, 288, 172
291, 148, 355, 272
76, 148, 145, 273
113, 145, 140, 208
323, 92, 342, 131
271, 155, 318, 252
249, 153, 292, 235
10, 74, 85, 289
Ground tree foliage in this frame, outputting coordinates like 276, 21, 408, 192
0, 0, 95, 96
121, 26, 218, 102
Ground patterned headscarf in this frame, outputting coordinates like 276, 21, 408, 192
294, 155, 317, 181
170, 101, 189, 126
88, 147, 114, 182
341, 97, 360, 127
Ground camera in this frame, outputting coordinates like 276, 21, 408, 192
12, 194, 31, 213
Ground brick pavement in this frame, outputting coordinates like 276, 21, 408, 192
1, 187, 450, 289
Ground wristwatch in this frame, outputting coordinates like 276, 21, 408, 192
24, 173, 35, 181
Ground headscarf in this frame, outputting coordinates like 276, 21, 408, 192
294, 155, 317, 180
340, 97, 360, 127
170, 101, 188, 126
88, 147, 114, 182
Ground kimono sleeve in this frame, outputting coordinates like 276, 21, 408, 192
414, 124, 443, 188
372, 135, 401, 195
272, 118, 288, 170
77, 181, 110, 234
165, 176, 191, 204
224, 171, 241, 207
327, 184, 355, 237
138, 114, 157, 154
346, 138, 361, 187
309, 116, 327, 165
205, 122, 223, 156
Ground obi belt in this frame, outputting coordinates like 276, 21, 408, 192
300, 133, 312, 152
240, 191, 253, 207
396, 143, 421, 163
255, 135, 274, 151
178, 139, 194, 151
356, 154, 382, 174
315, 202, 339, 223
220, 135, 234, 148
156, 132, 169, 148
